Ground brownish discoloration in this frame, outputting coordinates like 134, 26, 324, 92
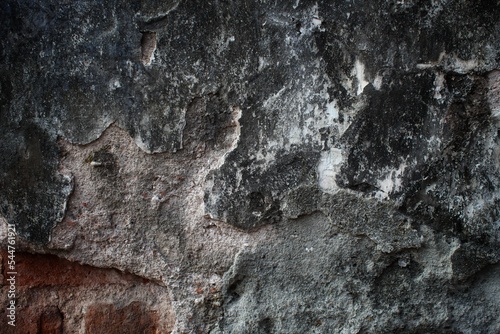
0, 250, 175, 333
85, 302, 161, 334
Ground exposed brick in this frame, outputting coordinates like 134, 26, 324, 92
0, 305, 61, 334
85, 302, 159, 334
0, 251, 148, 287
39, 306, 63, 334
0, 250, 174, 333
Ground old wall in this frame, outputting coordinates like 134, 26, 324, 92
1, 0, 499, 333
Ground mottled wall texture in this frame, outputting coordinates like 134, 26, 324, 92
1, 0, 499, 333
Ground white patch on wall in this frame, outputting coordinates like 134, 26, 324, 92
318, 148, 344, 193
312, 17, 322, 29
373, 74, 383, 90
325, 99, 339, 121
354, 59, 369, 95
375, 162, 407, 199
258, 57, 269, 71
417, 51, 479, 74
447, 57, 478, 74
108, 78, 121, 91
433, 72, 445, 101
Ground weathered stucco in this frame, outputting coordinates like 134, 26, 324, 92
1, 0, 499, 333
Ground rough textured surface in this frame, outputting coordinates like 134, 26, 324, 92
85, 302, 160, 334
0, 251, 175, 333
1, 0, 499, 333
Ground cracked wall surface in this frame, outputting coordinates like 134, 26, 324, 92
1, 0, 499, 333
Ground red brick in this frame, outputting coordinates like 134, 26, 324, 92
1, 251, 148, 287
39, 306, 63, 334
85, 302, 159, 334
0, 304, 62, 334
